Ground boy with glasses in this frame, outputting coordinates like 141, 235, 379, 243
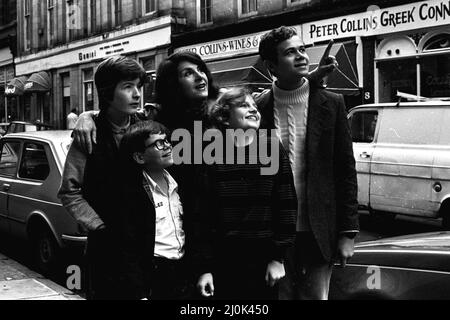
118, 120, 191, 300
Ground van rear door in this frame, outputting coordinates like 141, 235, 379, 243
370, 107, 439, 217
432, 107, 450, 218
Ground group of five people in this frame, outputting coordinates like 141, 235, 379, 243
58, 26, 359, 300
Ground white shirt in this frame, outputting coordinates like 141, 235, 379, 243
66, 112, 78, 130
143, 170, 185, 260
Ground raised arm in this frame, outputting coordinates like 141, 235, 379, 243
58, 142, 104, 231
72, 110, 99, 154
308, 40, 339, 86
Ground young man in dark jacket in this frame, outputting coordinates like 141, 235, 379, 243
58, 56, 147, 299
255, 26, 359, 300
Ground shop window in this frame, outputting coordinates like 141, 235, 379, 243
420, 54, 450, 98
83, 69, 94, 111
240, 0, 257, 16
423, 34, 450, 52
377, 59, 417, 103
142, 57, 156, 103
36, 94, 51, 124
143, 0, 156, 15
24, 95, 32, 122
350, 111, 378, 143
61, 73, 71, 128
0, 85, 5, 123
198, 0, 212, 25
7, 97, 19, 122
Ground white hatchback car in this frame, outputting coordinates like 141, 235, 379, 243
0, 130, 86, 274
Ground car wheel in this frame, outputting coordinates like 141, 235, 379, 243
441, 202, 450, 230
443, 213, 450, 230
32, 227, 60, 275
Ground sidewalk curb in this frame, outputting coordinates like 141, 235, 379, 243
0, 252, 84, 300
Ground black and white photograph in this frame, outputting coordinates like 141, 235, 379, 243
0, 0, 449, 308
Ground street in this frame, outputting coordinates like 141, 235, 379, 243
0, 233, 85, 297
0, 210, 444, 296
356, 210, 444, 242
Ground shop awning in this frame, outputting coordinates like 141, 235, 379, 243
307, 41, 360, 95
208, 55, 272, 89
24, 71, 51, 93
208, 42, 360, 95
4, 76, 28, 96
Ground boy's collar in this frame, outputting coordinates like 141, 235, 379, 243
108, 116, 131, 134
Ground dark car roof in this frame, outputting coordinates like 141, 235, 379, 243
352, 232, 450, 273
349, 101, 450, 113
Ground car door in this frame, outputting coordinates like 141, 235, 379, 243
432, 107, 450, 216
7, 140, 53, 239
370, 107, 438, 216
0, 139, 22, 235
348, 108, 379, 208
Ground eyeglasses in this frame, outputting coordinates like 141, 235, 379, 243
145, 138, 172, 151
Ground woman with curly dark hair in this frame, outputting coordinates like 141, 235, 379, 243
154, 51, 220, 131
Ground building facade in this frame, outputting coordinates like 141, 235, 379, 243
7, 0, 450, 128
11, 0, 187, 129
174, 0, 450, 109
0, 0, 16, 124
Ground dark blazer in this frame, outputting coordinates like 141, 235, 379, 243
254, 86, 359, 262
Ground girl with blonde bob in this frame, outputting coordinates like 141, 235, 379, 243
195, 87, 298, 300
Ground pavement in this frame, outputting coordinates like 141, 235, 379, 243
0, 252, 84, 300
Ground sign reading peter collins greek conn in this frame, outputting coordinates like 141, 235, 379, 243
303, 0, 450, 43
176, 31, 270, 61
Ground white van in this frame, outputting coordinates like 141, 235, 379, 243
348, 101, 450, 228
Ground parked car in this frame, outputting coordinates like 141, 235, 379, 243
3, 121, 54, 136
329, 231, 450, 300
0, 130, 86, 274
348, 101, 450, 228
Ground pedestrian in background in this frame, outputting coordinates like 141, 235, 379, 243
66, 108, 78, 129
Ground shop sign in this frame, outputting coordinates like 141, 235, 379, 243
5, 86, 16, 95
303, 0, 450, 43
176, 30, 272, 61
16, 17, 172, 75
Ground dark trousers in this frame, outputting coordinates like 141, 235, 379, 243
149, 257, 194, 300
279, 232, 333, 300
213, 259, 278, 300
85, 229, 122, 300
